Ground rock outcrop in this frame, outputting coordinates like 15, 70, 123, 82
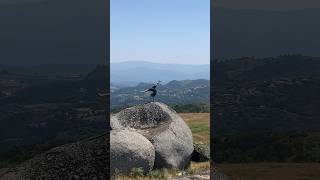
110, 129, 155, 176
1, 102, 195, 179
191, 142, 210, 162
111, 102, 194, 170
0, 134, 109, 180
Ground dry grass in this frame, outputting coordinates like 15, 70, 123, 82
217, 163, 320, 180
112, 168, 177, 180
180, 113, 210, 144
186, 162, 210, 175
112, 162, 211, 180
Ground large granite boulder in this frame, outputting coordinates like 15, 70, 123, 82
110, 129, 155, 176
111, 102, 194, 169
0, 133, 109, 180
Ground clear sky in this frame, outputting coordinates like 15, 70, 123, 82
110, 0, 210, 65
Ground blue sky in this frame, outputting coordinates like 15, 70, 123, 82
110, 0, 210, 65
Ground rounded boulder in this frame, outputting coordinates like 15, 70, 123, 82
111, 102, 194, 169
110, 129, 155, 176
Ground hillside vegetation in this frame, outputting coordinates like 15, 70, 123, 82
0, 65, 107, 165
212, 55, 320, 163
111, 79, 210, 110
181, 113, 210, 144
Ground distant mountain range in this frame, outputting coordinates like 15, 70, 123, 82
1, 61, 209, 86
111, 61, 209, 87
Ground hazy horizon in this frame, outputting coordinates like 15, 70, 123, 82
110, 60, 209, 65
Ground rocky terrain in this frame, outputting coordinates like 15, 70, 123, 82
0, 133, 109, 180
0, 102, 212, 179
110, 102, 194, 175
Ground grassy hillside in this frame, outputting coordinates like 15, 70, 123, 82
181, 113, 210, 144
